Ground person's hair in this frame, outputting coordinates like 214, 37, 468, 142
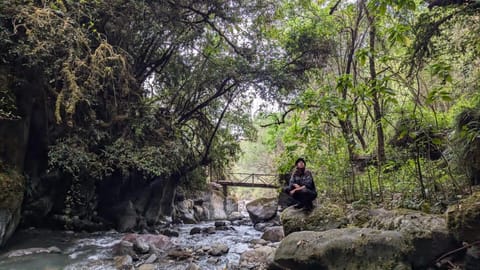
295, 157, 306, 166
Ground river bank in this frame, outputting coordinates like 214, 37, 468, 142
0, 219, 276, 270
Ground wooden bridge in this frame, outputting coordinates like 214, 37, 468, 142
215, 173, 280, 189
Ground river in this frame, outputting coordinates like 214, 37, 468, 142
0, 221, 271, 270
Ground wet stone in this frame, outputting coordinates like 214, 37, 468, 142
202, 227, 216, 234
167, 247, 193, 260
189, 227, 201, 235
214, 221, 229, 227
160, 229, 179, 237
114, 255, 133, 270
137, 263, 156, 270
144, 254, 157, 264
134, 238, 150, 254
209, 243, 229, 256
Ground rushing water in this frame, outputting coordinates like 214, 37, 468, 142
0, 221, 266, 270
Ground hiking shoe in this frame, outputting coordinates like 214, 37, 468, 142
293, 203, 304, 209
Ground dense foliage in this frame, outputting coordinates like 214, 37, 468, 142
259, 0, 480, 209
1, 0, 480, 219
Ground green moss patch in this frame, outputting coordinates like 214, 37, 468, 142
0, 165, 25, 210
446, 191, 480, 241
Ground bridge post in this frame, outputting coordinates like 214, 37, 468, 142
222, 184, 228, 213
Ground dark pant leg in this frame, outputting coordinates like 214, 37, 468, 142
292, 189, 317, 207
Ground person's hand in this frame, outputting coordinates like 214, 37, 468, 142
289, 189, 296, 195
293, 184, 300, 189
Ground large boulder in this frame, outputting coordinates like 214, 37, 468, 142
280, 202, 347, 236
0, 169, 24, 247
246, 197, 278, 225
446, 191, 480, 242
273, 228, 412, 270
365, 208, 458, 268
199, 184, 228, 220
174, 199, 197, 224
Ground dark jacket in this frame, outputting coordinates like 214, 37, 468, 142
287, 169, 317, 195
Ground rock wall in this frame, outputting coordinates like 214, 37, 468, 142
174, 183, 239, 223
0, 169, 24, 247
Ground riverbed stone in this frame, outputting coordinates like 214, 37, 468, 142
261, 226, 284, 242
273, 228, 412, 270
280, 202, 347, 236
185, 263, 201, 270
134, 238, 150, 254
122, 234, 172, 252
239, 246, 276, 270
228, 211, 244, 221
114, 255, 133, 270
160, 228, 179, 237
189, 227, 201, 235
251, 239, 269, 246
246, 197, 278, 225
137, 264, 156, 270
214, 220, 229, 227
144, 253, 157, 264
446, 191, 480, 242
167, 247, 193, 260
202, 226, 216, 234
209, 243, 229, 256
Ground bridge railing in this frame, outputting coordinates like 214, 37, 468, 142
215, 173, 279, 187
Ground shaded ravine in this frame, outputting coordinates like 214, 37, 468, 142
0, 221, 266, 270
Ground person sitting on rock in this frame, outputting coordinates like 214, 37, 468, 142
284, 158, 317, 211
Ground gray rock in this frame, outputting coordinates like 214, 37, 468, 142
113, 240, 136, 258
174, 199, 197, 224
120, 234, 171, 257
137, 264, 156, 270
273, 228, 412, 270
144, 253, 157, 264
209, 243, 229, 256
250, 239, 269, 246
185, 263, 201, 270
116, 201, 138, 232
227, 211, 244, 221
214, 221, 229, 227
261, 226, 284, 242
365, 208, 458, 268
134, 238, 150, 254
189, 227, 201, 235
246, 197, 278, 225
113, 255, 133, 270
160, 229, 179, 237
167, 247, 193, 260
202, 226, 216, 234
240, 246, 275, 270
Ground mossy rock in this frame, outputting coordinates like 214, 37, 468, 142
364, 208, 457, 268
446, 191, 480, 242
273, 228, 413, 270
280, 202, 347, 236
0, 167, 25, 211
